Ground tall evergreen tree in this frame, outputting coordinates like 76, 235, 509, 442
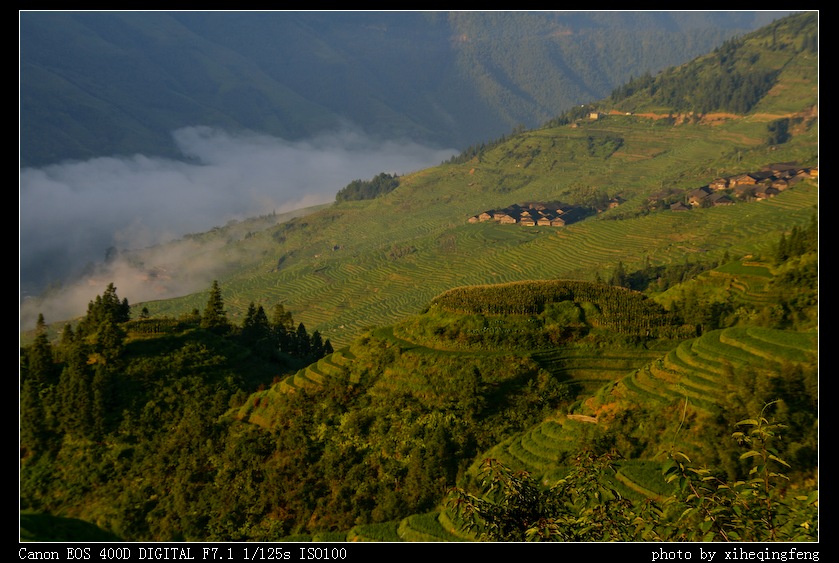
242, 302, 274, 358
20, 378, 50, 455
77, 283, 131, 338
201, 281, 230, 334
24, 313, 57, 385
93, 320, 126, 365
271, 304, 296, 353
57, 340, 93, 438
90, 364, 114, 440
295, 323, 311, 358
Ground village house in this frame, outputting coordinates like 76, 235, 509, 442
791, 168, 817, 184
763, 162, 800, 175
607, 197, 624, 209
467, 163, 813, 226
709, 178, 729, 191
469, 200, 583, 227
771, 178, 790, 191
729, 173, 760, 186
687, 186, 712, 206
732, 184, 755, 199
753, 185, 780, 200
707, 192, 734, 206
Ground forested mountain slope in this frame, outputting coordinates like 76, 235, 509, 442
20, 244, 817, 541
20, 11, 786, 166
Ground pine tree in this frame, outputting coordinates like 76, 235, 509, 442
201, 280, 230, 334
90, 364, 114, 440
271, 304, 295, 352
20, 378, 50, 455
310, 330, 325, 359
77, 283, 131, 337
24, 313, 57, 385
93, 319, 126, 365
295, 323, 311, 358
57, 341, 93, 438
609, 261, 629, 288
242, 302, 274, 358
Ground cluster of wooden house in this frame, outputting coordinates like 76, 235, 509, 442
468, 163, 816, 225
467, 201, 593, 227
669, 162, 817, 211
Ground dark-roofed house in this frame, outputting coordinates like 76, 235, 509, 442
764, 162, 800, 174
688, 186, 712, 206
733, 184, 755, 199
754, 186, 780, 200
708, 192, 734, 206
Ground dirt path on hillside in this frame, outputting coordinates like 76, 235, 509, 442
567, 413, 598, 424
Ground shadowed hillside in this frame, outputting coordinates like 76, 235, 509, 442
20, 11, 787, 167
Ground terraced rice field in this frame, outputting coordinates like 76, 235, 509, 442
612, 326, 817, 414
467, 324, 816, 475
483, 415, 592, 475
396, 511, 467, 542
296, 183, 814, 349
532, 347, 664, 395
145, 166, 816, 353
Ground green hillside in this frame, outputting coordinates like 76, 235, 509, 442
21, 253, 816, 541
135, 98, 817, 351
20, 12, 818, 543
21, 13, 817, 345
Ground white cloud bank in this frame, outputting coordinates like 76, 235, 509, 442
20, 125, 457, 328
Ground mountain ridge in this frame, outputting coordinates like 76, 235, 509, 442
20, 10, 791, 167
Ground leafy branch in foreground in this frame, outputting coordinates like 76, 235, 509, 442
661, 401, 818, 542
447, 452, 654, 541
446, 403, 817, 542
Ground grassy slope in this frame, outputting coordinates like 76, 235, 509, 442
140, 117, 817, 350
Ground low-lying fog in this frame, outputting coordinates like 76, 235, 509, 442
20, 124, 457, 330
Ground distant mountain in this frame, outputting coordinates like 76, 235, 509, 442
19, 11, 790, 167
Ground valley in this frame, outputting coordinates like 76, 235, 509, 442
19, 11, 818, 544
